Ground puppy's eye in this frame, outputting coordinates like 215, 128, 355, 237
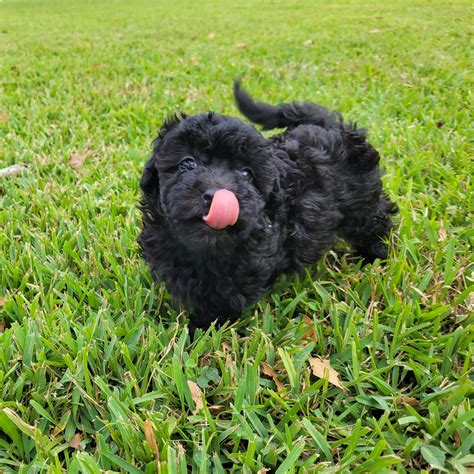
179, 157, 198, 172
238, 168, 253, 180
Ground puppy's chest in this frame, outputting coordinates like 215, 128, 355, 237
192, 255, 266, 286
181, 249, 271, 296
162, 225, 286, 308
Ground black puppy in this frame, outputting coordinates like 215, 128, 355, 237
139, 82, 397, 330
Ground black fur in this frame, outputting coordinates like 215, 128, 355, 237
139, 82, 397, 330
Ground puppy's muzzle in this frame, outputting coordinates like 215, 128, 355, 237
202, 189, 240, 230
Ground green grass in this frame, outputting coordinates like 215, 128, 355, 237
0, 0, 473, 472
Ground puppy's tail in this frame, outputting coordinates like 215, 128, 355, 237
234, 80, 343, 131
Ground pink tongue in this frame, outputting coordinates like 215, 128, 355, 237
203, 189, 240, 230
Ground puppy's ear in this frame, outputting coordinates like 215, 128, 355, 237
140, 156, 159, 194
152, 113, 186, 152
139, 155, 163, 220
267, 177, 285, 217
141, 114, 186, 195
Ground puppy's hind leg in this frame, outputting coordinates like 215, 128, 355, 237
335, 126, 398, 263
340, 196, 397, 263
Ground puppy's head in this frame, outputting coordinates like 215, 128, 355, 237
140, 112, 278, 253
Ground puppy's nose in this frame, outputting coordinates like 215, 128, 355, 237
203, 189, 216, 207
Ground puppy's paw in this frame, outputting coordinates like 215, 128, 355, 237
356, 240, 389, 264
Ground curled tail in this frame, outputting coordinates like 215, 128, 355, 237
234, 80, 343, 131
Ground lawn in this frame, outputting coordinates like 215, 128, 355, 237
0, 0, 472, 472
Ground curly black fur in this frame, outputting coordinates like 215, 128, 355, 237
139, 82, 397, 330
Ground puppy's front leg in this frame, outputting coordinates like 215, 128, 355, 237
187, 311, 233, 338
188, 312, 213, 337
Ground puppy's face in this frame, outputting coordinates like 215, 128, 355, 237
141, 112, 277, 253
